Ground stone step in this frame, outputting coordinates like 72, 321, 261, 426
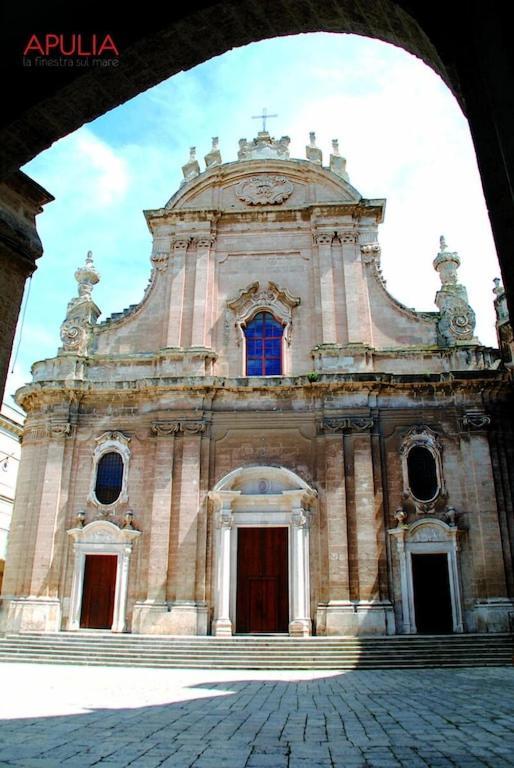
0, 652, 510, 669
0, 632, 511, 669
5, 632, 512, 645
0, 640, 512, 656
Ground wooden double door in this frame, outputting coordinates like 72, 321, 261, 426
80, 554, 117, 630
236, 527, 289, 633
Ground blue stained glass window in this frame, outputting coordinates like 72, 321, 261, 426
244, 312, 284, 375
95, 451, 124, 505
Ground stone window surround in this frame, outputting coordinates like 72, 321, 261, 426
208, 466, 317, 637
400, 426, 446, 512
227, 281, 301, 377
67, 520, 141, 633
389, 518, 463, 634
87, 431, 131, 510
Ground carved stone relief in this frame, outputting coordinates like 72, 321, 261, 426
235, 175, 294, 205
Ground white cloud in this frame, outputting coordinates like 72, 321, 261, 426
75, 132, 130, 204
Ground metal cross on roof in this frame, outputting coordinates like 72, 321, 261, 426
252, 107, 278, 132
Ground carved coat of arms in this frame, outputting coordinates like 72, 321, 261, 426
235, 175, 293, 205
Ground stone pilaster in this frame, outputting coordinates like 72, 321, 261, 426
4, 421, 70, 632
459, 416, 513, 631
315, 232, 337, 344
353, 431, 379, 601
324, 433, 349, 601
144, 423, 177, 606
166, 238, 188, 347
168, 421, 207, 634
191, 236, 214, 347
343, 233, 372, 345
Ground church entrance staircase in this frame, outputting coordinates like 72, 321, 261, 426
0, 633, 511, 669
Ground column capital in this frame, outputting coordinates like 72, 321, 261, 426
313, 232, 333, 246
217, 510, 233, 529
319, 416, 374, 434
48, 421, 72, 440
338, 231, 358, 244
151, 419, 207, 436
193, 235, 216, 249
172, 237, 190, 251
292, 508, 310, 528
461, 412, 491, 431
151, 420, 180, 436
181, 419, 207, 435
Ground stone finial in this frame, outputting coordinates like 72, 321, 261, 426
433, 237, 476, 346
433, 235, 460, 286
75, 250, 100, 298
205, 136, 222, 168
182, 146, 200, 181
60, 251, 101, 356
306, 131, 322, 165
238, 132, 290, 160
329, 138, 349, 181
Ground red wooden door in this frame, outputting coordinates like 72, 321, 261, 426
80, 554, 117, 629
236, 527, 288, 633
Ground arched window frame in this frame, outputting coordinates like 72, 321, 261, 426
227, 280, 300, 376
242, 309, 285, 376
400, 426, 445, 514
88, 431, 131, 509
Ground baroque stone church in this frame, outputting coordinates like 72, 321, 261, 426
1, 129, 513, 638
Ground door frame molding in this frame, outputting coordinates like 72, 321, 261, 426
67, 520, 140, 632
209, 465, 317, 637
389, 518, 463, 634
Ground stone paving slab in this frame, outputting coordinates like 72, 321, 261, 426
0, 663, 513, 767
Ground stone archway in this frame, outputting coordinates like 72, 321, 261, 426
209, 465, 317, 637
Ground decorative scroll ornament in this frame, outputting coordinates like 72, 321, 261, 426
319, 416, 374, 433
235, 175, 294, 205
227, 280, 300, 346
361, 243, 381, 263
461, 412, 491, 431
50, 422, 72, 439
150, 252, 169, 271
151, 420, 206, 436
60, 250, 101, 356
433, 236, 476, 346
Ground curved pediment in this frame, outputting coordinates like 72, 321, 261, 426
163, 159, 363, 212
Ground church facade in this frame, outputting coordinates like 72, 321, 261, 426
1, 130, 513, 638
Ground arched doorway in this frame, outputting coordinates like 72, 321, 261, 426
208, 465, 317, 637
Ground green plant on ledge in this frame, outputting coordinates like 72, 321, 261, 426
307, 371, 320, 382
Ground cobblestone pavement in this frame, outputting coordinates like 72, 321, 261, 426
0, 663, 513, 767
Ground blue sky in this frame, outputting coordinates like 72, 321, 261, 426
6, 33, 501, 404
